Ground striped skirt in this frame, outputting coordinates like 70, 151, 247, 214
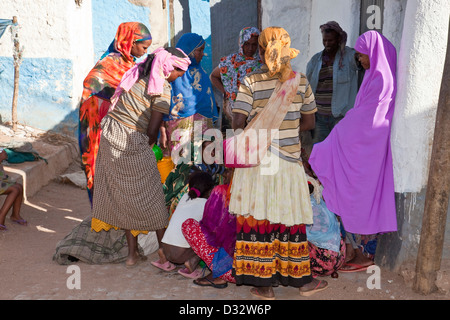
91, 116, 168, 236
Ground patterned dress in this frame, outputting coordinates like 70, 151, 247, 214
78, 22, 151, 204
91, 77, 171, 237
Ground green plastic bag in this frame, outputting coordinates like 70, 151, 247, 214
152, 144, 163, 162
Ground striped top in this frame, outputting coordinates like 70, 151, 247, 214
233, 66, 317, 163
109, 75, 171, 133
314, 64, 333, 115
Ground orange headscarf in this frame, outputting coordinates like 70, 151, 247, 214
113, 22, 152, 63
81, 22, 152, 102
258, 27, 299, 82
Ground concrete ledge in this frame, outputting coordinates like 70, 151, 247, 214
4, 140, 77, 199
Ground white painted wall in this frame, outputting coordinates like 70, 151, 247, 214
67, 0, 94, 109
0, 0, 93, 109
261, 0, 360, 73
0, 0, 90, 130
309, 0, 360, 60
0, 1, 71, 59
261, 0, 449, 195
391, 0, 450, 193
261, 0, 312, 73
147, 0, 169, 50
383, 0, 407, 50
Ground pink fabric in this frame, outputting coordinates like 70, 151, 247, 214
182, 219, 235, 283
309, 31, 398, 235
110, 47, 190, 110
147, 47, 190, 95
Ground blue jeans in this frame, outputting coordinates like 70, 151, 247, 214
312, 113, 343, 144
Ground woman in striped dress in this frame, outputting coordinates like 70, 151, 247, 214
91, 47, 191, 267
229, 27, 328, 299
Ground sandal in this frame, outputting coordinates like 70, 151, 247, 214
10, 218, 27, 226
339, 262, 374, 273
193, 277, 228, 289
151, 259, 176, 272
178, 267, 203, 279
0, 224, 7, 231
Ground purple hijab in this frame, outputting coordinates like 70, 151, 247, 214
309, 31, 398, 235
200, 184, 236, 257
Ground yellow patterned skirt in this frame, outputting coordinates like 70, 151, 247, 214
91, 218, 148, 238
233, 215, 312, 287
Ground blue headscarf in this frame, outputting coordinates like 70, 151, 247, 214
164, 33, 218, 122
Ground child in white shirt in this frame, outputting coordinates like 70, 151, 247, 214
152, 171, 214, 278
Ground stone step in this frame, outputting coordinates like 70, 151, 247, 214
2, 137, 79, 200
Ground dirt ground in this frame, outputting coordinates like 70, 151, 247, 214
0, 160, 449, 303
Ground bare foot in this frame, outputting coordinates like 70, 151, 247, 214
299, 278, 328, 296
126, 251, 142, 268
157, 248, 168, 264
184, 255, 200, 273
341, 248, 374, 272
250, 286, 275, 300
345, 244, 355, 262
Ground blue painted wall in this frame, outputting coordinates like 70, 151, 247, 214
92, 0, 151, 62
0, 57, 73, 132
0, 0, 217, 136
188, 0, 213, 74
0, 0, 153, 135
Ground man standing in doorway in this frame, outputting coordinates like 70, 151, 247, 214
306, 21, 359, 144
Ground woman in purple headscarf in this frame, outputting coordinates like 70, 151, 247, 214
309, 31, 398, 272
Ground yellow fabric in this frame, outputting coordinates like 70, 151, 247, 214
233, 216, 311, 281
258, 27, 299, 82
91, 218, 149, 237
157, 157, 175, 184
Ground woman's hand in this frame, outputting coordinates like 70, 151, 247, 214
210, 66, 225, 94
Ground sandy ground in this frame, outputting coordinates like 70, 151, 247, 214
0, 163, 449, 303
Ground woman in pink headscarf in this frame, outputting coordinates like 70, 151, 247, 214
309, 31, 398, 272
91, 47, 191, 267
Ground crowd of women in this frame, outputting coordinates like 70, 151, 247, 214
51, 20, 399, 300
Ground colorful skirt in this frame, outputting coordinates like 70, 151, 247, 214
309, 238, 346, 276
182, 218, 235, 283
79, 95, 111, 204
233, 215, 312, 287
91, 116, 168, 237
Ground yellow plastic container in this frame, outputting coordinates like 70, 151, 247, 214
157, 157, 175, 184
